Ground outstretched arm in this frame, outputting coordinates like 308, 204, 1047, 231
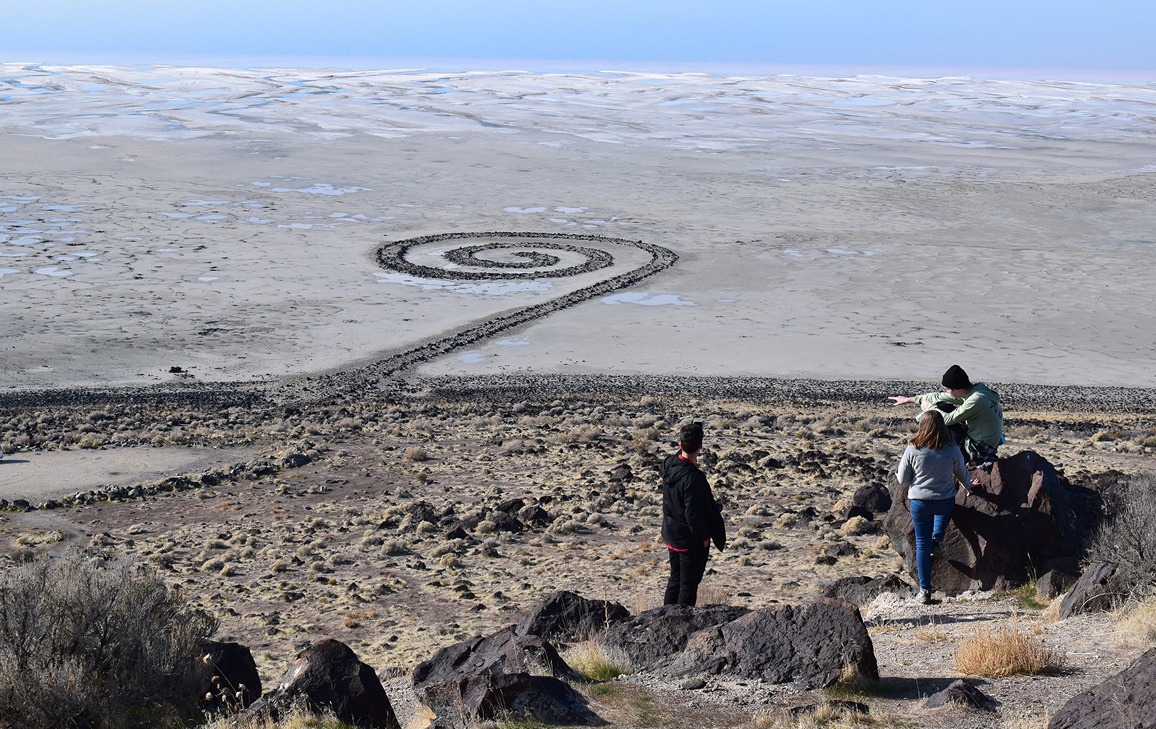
888, 396, 916, 406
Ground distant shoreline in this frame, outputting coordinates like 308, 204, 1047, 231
2, 55, 1152, 83
3, 374, 1155, 413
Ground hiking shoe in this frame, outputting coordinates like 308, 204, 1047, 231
918, 589, 933, 605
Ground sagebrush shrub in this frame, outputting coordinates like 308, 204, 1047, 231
1089, 472, 1156, 597
0, 554, 216, 729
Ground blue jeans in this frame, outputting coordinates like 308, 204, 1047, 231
909, 497, 955, 592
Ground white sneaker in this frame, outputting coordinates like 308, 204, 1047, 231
918, 589, 933, 605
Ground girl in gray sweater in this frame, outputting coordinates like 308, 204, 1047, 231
897, 409, 971, 604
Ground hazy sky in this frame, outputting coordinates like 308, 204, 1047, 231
4, 0, 1154, 71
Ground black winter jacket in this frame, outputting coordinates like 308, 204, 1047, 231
660, 453, 726, 551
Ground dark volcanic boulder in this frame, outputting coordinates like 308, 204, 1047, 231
412, 628, 576, 692
421, 673, 600, 728
517, 504, 554, 527
882, 451, 1101, 593
821, 574, 911, 606
1060, 561, 1126, 618
488, 511, 524, 533
608, 463, 634, 482
494, 498, 525, 514
201, 639, 262, 711
599, 604, 749, 670
655, 599, 878, 689
822, 542, 860, 559
922, 679, 996, 710
515, 591, 630, 643
846, 483, 892, 520
1036, 569, 1079, 601
1049, 647, 1156, 728
244, 639, 399, 729
406, 501, 437, 526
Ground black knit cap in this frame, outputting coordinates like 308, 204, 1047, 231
942, 364, 972, 390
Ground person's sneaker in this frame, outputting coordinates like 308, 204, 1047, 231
918, 589, 933, 605
929, 538, 943, 559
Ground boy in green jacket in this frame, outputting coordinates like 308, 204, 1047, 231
889, 364, 1004, 476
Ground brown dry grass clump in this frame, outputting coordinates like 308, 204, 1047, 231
403, 447, 428, 462
908, 618, 950, 643
751, 701, 882, 728
1001, 714, 1051, 729
698, 584, 733, 606
953, 623, 1063, 677
1115, 596, 1156, 647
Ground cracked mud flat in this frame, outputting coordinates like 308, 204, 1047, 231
2, 389, 1155, 728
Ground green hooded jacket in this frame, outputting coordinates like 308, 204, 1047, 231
916, 382, 1003, 447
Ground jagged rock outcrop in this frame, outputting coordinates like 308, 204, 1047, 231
599, 604, 749, 669
412, 628, 576, 693
922, 679, 997, 710
1060, 561, 1127, 618
654, 600, 877, 688
411, 598, 601, 729
821, 574, 911, 605
421, 673, 601, 728
1049, 647, 1156, 728
200, 639, 262, 711
883, 451, 1101, 593
599, 600, 877, 689
515, 590, 630, 643
1036, 569, 1079, 601
845, 483, 892, 521
244, 639, 399, 729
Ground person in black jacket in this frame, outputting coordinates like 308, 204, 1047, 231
661, 421, 726, 606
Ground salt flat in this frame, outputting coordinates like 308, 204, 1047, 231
0, 445, 260, 501
2, 63, 1154, 390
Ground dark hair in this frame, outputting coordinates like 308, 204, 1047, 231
911, 409, 950, 450
679, 421, 704, 454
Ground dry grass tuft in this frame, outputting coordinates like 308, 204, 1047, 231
909, 618, 951, 643
403, 447, 428, 462
750, 701, 877, 728
207, 701, 359, 729
833, 659, 879, 692
576, 425, 603, 442
698, 584, 733, 606
563, 639, 633, 681
1114, 596, 1156, 648
953, 623, 1063, 677
1001, 713, 1050, 729
632, 593, 660, 615
1041, 594, 1064, 623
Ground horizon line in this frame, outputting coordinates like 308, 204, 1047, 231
2, 52, 1154, 84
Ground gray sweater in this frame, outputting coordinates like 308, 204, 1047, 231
897, 444, 969, 501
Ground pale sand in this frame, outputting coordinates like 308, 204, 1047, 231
2, 65, 1155, 392
0, 445, 260, 501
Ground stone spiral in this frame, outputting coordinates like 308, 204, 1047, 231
4, 232, 679, 407
375, 232, 620, 280
264, 230, 677, 400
